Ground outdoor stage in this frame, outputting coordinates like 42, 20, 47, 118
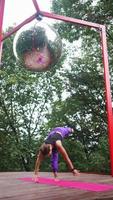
0, 172, 113, 200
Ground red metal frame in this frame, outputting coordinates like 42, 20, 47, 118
101, 27, 113, 174
0, 0, 113, 176
32, 0, 40, 12
0, 0, 5, 62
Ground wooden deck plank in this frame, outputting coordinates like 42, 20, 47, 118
0, 172, 113, 200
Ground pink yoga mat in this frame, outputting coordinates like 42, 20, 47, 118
18, 177, 113, 192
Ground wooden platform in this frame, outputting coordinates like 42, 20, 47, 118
0, 172, 113, 200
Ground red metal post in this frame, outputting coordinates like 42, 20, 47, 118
32, 0, 40, 12
0, 0, 5, 62
101, 25, 113, 176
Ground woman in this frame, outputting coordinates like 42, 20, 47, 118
34, 127, 80, 181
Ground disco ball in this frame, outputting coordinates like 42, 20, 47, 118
13, 20, 62, 72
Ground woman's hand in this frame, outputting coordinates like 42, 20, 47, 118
32, 174, 39, 182
72, 169, 80, 176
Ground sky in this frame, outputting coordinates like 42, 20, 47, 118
3, 0, 52, 30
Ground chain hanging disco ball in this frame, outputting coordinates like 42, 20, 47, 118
13, 20, 62, 72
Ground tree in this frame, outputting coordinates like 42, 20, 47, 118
0, 30, 63, 171
49, 0, 111, 173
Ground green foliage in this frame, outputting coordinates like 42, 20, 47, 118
89, 135, 110, 174
0, 30, 60, 171
49, 0, 111, 173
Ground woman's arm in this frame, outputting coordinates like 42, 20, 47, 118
34, 152, 44, 181
55, 140, 79, 175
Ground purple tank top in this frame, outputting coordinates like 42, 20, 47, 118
48, 127, 72, 138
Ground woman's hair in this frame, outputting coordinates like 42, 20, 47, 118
39, 143, 51, 156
